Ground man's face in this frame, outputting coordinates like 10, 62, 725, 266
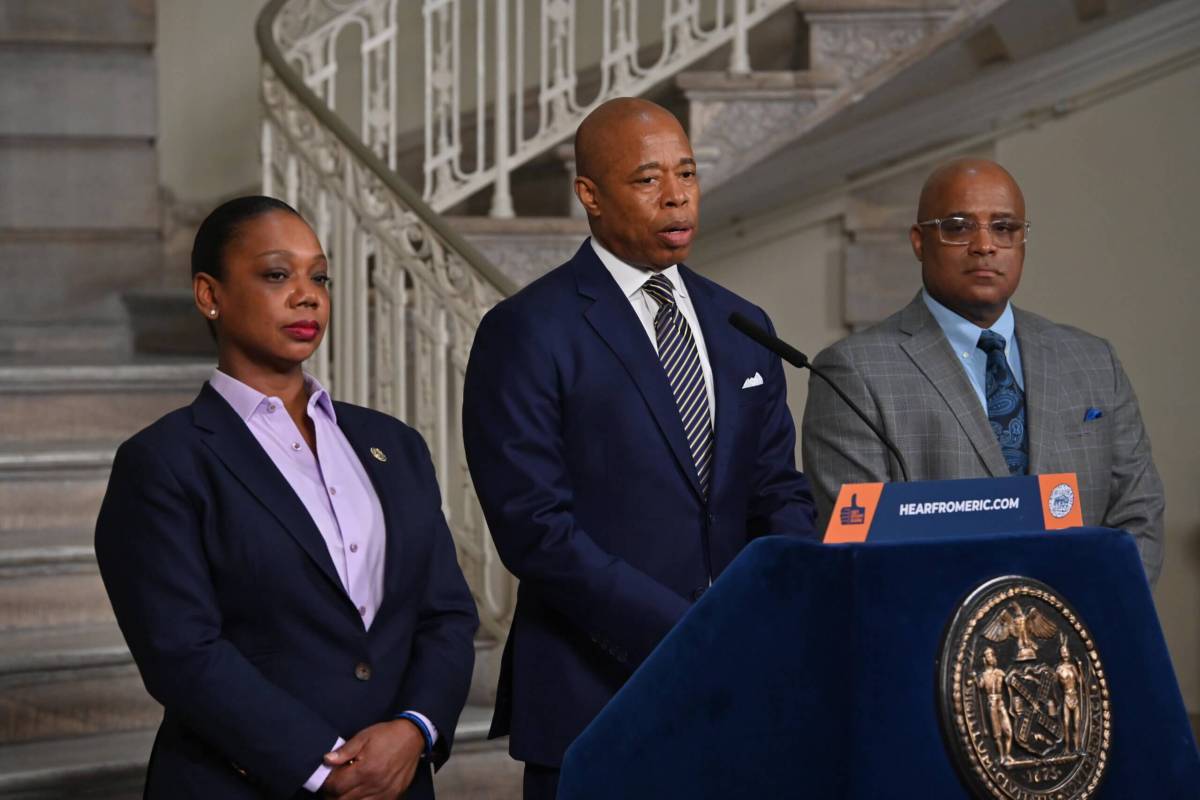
575, 113, 699, 270
910, 167, 1025, 328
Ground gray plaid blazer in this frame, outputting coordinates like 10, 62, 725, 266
801, 293, 1164, 584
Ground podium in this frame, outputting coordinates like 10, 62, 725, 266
558, 529, 1199, 798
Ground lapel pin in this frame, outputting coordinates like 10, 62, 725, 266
370, 447, 388, 463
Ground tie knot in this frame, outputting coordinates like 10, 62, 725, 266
977, 330, 1007, 354
642, 274, 676, 308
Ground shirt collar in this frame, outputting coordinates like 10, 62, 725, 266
589, 237, 687, 300
208, 368, 336, 424
921, 289, 1016, 355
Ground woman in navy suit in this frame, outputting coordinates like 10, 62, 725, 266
95, 197, 478, 799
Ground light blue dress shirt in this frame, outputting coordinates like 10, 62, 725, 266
921, 290, 1024, 412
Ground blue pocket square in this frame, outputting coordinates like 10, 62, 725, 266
1084, 407, 1103, 421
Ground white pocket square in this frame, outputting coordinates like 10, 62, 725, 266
741, 372, 764, 389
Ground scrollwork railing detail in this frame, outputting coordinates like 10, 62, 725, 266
258, 21, 517, 637
272, 0, 790, 218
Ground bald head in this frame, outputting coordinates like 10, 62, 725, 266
910, 157, 1027, 328
574, 98, 685, 184
571, 98, 699, 269
917, 158, 1023, 221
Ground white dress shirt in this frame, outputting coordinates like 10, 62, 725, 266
590, 237, 717, 424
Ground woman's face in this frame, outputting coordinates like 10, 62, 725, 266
202, 211, 330, 371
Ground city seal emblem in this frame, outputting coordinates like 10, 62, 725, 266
937, 576, 1111, 799
1048, 483, 1075, 519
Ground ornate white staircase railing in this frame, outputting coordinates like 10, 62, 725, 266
258, 0, 520, 641
270, 0, 792, 218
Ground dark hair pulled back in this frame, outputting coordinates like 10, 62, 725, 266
191, 195, 300, 281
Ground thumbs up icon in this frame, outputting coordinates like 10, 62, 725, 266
840, 493, 866, 525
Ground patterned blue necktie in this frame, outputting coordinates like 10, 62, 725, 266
643, 274, 714, 497
977, 330, 1028, 475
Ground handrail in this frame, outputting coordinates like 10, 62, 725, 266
256, 0, 520, 644
256, 0, 517, 298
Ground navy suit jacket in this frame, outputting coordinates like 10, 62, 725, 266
94, 384, 478, 799
462, 242, 816, 767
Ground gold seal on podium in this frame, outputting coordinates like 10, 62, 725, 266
937, 576, 1111, 799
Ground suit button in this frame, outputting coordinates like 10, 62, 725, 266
691, 586, 707, 601
354, 662, 372, 681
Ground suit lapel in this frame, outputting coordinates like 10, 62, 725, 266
898, 297, 1009, 477
1014, 309, 1056, 475
680, 266, 738, 499
334, 405, 406, 613
190, 383, 346, 595
574, 247, 704, 500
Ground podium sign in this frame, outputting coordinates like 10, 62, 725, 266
825, 473, 1083, 543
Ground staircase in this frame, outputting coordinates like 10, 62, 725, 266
0, 6, 203, 793
0, 362, 214, 796
0, 0, 163, 356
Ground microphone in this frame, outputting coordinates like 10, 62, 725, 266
728, 312, 910, 482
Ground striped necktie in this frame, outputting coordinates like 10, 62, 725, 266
643, 273, 714, 496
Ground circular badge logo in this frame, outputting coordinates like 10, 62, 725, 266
1048, 484, 1075, 519
937, 576, 1110, 799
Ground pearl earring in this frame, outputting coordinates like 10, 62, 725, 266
209, 309, 217, 317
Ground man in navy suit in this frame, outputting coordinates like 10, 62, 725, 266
463, 98, 817, 798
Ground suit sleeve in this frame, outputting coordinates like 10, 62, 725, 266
463, 305, 690, 669
391, 431, 479, 768
1100, 343, 1165, 585
746, 311, 817, 538
94, 438, 340, 798
801, 343, 896, 528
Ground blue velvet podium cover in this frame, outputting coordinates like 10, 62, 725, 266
558, 529, 1199, 798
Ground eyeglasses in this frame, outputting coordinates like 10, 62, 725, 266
917, 217, 1031, 248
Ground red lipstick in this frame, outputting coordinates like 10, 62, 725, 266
283, 321, 320, 341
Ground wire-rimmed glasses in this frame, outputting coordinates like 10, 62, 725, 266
917, 217, 1031, 248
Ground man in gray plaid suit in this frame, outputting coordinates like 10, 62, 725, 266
801, 158, 1164, 584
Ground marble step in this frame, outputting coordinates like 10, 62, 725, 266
449, 216, 590, 290
0, 321, 132, 359
0, 44, 155, 138
0, 444, 114, 535
122, 289, 217, 357
0, 528, 93, 567
0, 529, 109, 638
0, 230, 162, 324
0, 137, 158, 231
0, 548, 112, 634
676, 69, 839, 190
0, 1, 155, 47
0, 705, 505, 798
0, 624, 154, 745
0, 360, 212, 445
0, 727, 152, 799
